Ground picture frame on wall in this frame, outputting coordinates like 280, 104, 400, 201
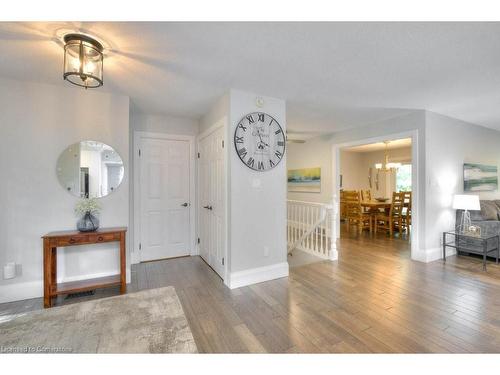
287, 167, 321, 193
464, 163, 498, 191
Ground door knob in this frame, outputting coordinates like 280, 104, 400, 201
203, 205, 210, 209
208, 206, 213, 210
181, 202, 189, 207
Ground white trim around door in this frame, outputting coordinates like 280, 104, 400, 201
332, 129, 420, 261
197, 118, 228, 282
132, 131, 196, 264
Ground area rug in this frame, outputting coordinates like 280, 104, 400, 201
0, 286, 197, 353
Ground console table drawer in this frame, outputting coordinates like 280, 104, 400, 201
89, 233, 120, 243
57, 235, 90, 246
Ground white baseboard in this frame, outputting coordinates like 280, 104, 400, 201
227, 262, 289, 289
0, 269, 132, 304
0, 280, 43, 304
295, 245, 338, 261
412, 247, 455, 263
131, 250, 140, 265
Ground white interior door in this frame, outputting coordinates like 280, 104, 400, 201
198, 126, 225, 278
139, 137, 191, 262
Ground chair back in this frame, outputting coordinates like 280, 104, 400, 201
344, 191, 363, 218
390, 192, 405, 217
402, 191, 411, 211
360, 189, 371, 201
343, 190, 359, 202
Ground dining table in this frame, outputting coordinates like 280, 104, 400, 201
360, 200, 392, 210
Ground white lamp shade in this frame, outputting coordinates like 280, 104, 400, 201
386, 162, 401, 169
452, 194, 480, 210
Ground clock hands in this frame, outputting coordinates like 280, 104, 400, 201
256, 128, 270, 149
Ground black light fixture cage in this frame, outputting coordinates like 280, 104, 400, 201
63, 33, 104, 88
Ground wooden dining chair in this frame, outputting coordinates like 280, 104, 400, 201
360, 189, 372, 201
340, 190, 347, 220
401, 191, 412, 235
374, 192, 404, 236
344, 191, 372, 235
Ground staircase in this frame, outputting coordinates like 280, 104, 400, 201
287, 200, 336, 260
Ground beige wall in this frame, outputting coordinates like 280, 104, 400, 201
340, 146, 412, 198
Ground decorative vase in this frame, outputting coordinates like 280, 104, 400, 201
77, 211, 100, 232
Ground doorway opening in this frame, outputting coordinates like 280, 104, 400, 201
333, 131, 419, 261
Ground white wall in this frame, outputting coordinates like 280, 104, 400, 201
0, 77, 130, 303
424, 111, 500, 259
130, 108, 199, 136
228, 90, 288, 277
199, 90, 288, 288
286, 136, 334, 204
199, 93, 230, 135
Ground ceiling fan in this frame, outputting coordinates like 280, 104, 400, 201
286, 130, 306, 144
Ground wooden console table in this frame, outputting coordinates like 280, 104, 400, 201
42, 227, 127, 308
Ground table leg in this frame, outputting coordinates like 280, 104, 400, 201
43, 238, 52, 308
497, 237, 499, 265
442, 232, 446, 262
483, 240, 487, 271
51, 247, 57, 287
120, 232, 126, 294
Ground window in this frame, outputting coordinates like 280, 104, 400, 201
396, 164, 412, 192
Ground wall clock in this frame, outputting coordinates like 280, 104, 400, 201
234, 112, 286, 171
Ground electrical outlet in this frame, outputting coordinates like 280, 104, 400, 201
252, 178, 262, 189
3, 263, 16, 279
264, 246, 269, 257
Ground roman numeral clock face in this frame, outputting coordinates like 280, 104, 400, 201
234, 112, 286, 171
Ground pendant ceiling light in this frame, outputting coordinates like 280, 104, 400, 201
63, 33, 103, 89
375, 141, 401, 172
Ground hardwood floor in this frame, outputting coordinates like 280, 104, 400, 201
2, 225, 500, 353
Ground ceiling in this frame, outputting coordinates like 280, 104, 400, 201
343, 138, 412, 153
2, 22, 500, 133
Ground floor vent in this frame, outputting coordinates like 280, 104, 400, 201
65, 290, 96, 299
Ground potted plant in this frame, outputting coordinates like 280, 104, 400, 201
75, 197, 101, 232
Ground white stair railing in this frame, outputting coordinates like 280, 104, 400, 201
287, 200, 335, 260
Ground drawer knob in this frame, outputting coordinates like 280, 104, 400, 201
98, 236, 104, 241
69, 238, 76, 244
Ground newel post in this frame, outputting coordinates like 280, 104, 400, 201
328, 198, 339, 261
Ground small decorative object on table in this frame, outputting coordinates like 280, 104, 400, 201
465, 225, 482, 237
75, 197, 101, 232
375, 197, 389, 202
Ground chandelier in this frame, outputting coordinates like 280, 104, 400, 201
375, 141, 401, 172
63, 33, 104, 89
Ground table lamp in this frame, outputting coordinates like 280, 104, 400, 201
452, 194, 480, 232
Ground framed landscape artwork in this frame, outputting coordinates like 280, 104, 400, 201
288, 167, 321, 193
464, 163, 498, 191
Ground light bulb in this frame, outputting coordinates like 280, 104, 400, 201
84, 62, 95, 74
71, 57, 81, 71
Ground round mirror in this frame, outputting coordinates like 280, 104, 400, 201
56, 140, 124, 198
